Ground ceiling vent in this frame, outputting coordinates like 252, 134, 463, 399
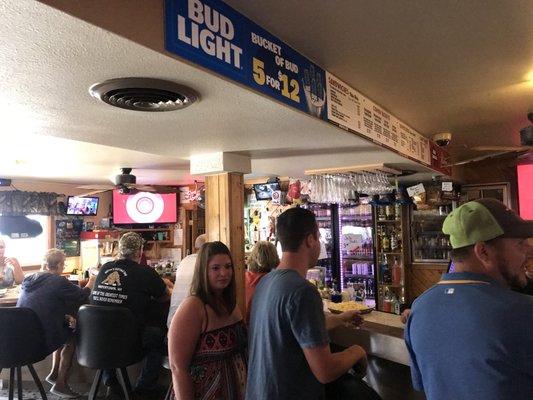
89, 78, 198, 112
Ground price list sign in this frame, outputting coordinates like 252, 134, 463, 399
165, 0, 327, 119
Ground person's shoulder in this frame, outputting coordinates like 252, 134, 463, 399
177, 296, 204, 315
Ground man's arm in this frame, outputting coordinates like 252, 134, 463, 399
303, 343, 367, 384
6, 257, 24, 284
325, 310, 363, 331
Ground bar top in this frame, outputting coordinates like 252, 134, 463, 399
0, 285, 20, 307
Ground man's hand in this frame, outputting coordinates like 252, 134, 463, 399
65, 315, 76, 330
339, 310, 364, 328
349, 345, 368, 378
400, 308, 411, 324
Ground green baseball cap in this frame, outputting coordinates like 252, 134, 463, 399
442, 198, 533, 249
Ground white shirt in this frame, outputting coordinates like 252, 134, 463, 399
167, 253, 197, 328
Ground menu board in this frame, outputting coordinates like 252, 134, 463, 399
325, 72, 362, 132
326, 72, 431, 166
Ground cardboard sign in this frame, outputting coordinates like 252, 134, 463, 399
442, 181, 453, 192
407, 183, 425, 197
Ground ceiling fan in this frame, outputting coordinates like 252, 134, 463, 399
77, 168, 177, 196
445, 113, 533, 166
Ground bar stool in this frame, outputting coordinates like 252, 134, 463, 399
76, 305, 143, 400
161, 356, 172, 400
0, 307, 49, 400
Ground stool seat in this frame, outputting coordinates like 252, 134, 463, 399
76, 305, 143, 400
0, 307, 49, 400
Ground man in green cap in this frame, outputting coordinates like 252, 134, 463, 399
405, 198, 533, 400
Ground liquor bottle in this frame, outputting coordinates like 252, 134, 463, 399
392, 294, 401, 315
394, 201, 401, 221
391, 257, 402, 285
380, 254, 391, 284
385, 203, 395, 220
377, 205, 386, 221
381, 230, 390, 252
390, 229, 398, 252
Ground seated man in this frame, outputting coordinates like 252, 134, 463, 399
17, 249, 95, 399
0, 238, 24, 287
405, 199, 533, 400
91, 232, 170, 396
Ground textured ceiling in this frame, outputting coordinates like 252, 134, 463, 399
1, 0, 531, 186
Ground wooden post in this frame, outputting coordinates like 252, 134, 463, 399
205, 172, 245, 313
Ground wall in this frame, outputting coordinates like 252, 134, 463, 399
452, 153, 520, 211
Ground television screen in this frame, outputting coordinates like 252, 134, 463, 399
253, 182, 281, 201
66, 196, 99, 216
113, 191, 177, 224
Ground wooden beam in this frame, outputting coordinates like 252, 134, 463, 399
205, 173, 246, 313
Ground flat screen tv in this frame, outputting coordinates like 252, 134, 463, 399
66, 196, 99, 216
113, 190, 177, 224
253, 182, 281, 201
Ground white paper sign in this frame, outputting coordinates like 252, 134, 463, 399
326, 72, 363, 133
407, 183, 426, 197
442, 182, 453, 192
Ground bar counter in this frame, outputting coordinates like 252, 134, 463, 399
328, 308, 409, 365
0, 285, 20, 307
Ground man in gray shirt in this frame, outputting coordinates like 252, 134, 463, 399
246, 207, 367, 400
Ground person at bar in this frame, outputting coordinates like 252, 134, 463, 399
168, 241, 247, 400
90, 232, 170, 397
244, 240, 279, 324
246, 207, 367, 400
0, 238, 24, 287
17, 248, 96, 399
166, 233, 207, 328
405, 199, 533, 400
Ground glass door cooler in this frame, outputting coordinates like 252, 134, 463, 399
338, 203, 376, 307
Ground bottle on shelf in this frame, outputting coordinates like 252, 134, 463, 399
394, 201, 401, 221
385, 203, 395, 220
382, 288, 392, 313
377, 205, 386, 221
380, 253, 391, 284
390, 228, 398, 252
392, 294, 401, 315
391, 257, 402, 285
381, 229, 390, 252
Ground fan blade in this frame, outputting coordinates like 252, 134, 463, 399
77, 184, 115, 190
471, 146, 531, 152
132, 185, 157, 192
77, 189, 109, 197
446, 150, 522, 167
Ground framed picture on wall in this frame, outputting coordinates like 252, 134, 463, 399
461, 183, 511, 208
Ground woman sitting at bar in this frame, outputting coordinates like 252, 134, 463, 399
17, 249, 96, 399
244, 240, 279, 323
168, 241, 247, 400
0, 238, 24, 287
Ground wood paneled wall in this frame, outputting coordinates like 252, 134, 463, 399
407, 263, 448, 301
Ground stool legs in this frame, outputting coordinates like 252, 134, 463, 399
88, 369, 102, 400
8, 368, 14, 400
116, 368, 130, 400
27, 364, 47, 400
16, 367, 22, 400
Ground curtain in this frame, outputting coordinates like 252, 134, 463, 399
0, 190, 58, 216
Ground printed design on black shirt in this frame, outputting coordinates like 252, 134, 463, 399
92, 267, 128, 305
101, 271, 122, 286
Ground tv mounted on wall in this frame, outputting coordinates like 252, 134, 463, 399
66, 196, 99, 216
253, 182, 281, 201
112, 191, 177, 224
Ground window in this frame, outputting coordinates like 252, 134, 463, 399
1, 215, 50, 267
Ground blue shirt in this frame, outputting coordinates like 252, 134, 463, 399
405, 272, 533, 400
246, 269, 329, 400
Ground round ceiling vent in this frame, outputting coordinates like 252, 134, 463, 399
89, 78, 198, 112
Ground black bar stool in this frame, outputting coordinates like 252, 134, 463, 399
76, 305, 143, 400
0, 307, 49, 400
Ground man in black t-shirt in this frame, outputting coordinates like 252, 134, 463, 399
91, 232, 170, 396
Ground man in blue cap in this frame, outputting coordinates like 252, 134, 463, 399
405, 198, 533, 400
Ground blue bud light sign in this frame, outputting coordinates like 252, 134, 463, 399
165, 0, 327, 120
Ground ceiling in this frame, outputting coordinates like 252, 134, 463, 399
1, 0, 531, 186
